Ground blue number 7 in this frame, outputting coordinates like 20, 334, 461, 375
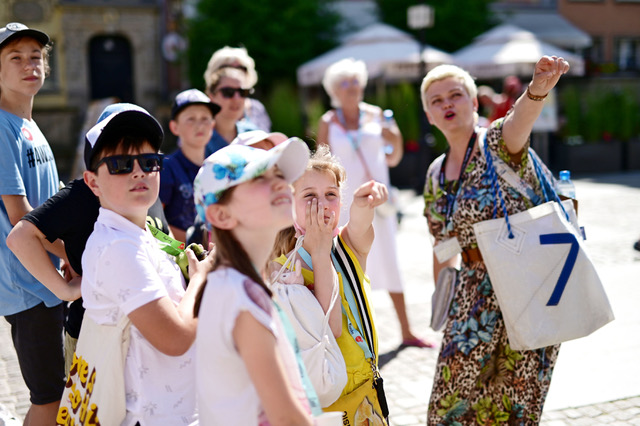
539, 233, 579, 306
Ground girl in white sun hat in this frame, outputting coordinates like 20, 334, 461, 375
193, 138, 325, 425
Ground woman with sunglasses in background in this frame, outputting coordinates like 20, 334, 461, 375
204, 67, 258, 156
316, 58, 435, 350
204, 46, 271, 132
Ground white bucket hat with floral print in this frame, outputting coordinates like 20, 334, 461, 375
193, 137, 309, 221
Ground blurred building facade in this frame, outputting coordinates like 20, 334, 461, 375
493, 0, 640, 74
0, 0, 184, 177
2, 0, 638, 177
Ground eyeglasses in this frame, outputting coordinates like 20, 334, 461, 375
216, 87, 254, 99
93, 153, 164, 175
340, 79, 360, 89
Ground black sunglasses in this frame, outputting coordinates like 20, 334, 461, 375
94, 153, 164, 175
216, 87, 254, 99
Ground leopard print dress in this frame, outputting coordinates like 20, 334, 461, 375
423, 119, 560, 426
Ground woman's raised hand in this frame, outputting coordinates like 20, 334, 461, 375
529, 56, 570, 98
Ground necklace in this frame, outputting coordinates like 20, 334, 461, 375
336, 107, 363, 150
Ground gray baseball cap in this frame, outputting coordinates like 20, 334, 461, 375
0, 23, 49, 49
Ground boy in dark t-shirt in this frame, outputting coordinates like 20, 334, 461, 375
8, 104, 171, 373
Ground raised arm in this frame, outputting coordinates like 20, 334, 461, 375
342, 180, 388, 270
502, 56, 570, 154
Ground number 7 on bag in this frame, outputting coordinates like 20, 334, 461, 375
539, 233, 579, 306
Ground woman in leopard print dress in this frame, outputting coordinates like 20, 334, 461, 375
421, 56, 570, 425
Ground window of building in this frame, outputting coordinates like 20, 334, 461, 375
586, 36, 604, 64
616, 37, 640, 71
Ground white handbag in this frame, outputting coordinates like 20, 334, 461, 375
271, 237, 348, 408
57, 314, 131, 425
472, 136, 614, 351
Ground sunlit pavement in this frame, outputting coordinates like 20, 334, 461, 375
372, 171, 640, 425
1, 172, 640, 424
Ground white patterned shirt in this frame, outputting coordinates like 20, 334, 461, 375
82, 208, 197, 425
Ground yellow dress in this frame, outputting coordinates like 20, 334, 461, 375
275, 232, 387, 426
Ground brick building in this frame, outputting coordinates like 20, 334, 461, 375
0, 0, 181, 178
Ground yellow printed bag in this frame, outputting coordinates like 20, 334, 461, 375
325, 374, 387, 426
57, 315, 130, 426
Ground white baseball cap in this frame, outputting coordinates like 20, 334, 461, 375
193, 137, 310, 221
231, 130, 288, 148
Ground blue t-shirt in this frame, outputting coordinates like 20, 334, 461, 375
159, 149, 200, 232
0, 109, 61, 315
205, 119, 258, 156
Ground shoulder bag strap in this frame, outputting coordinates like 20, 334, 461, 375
476, 128, 543, 206
330, 237, 375, 361
480, 131, 570, 238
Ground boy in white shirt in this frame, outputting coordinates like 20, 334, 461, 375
80, 103, 211, 425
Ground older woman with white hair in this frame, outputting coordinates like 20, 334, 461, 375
316, 58, 433, 349
422, 56, 569, 425
204, 46, 271, 132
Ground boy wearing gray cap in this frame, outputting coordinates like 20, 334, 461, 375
0, 22, 64, 424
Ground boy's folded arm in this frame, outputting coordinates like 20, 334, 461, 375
7, 220, 80, 301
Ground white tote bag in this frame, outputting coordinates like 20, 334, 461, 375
57, 314, 131, 426
473, 139, 614, 351
271, 238, 348, 408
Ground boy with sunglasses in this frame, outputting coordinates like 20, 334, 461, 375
160, 88, 220, 242
78, 102, 210, 424
8, 103, 173, 377
0, 22, 65, 424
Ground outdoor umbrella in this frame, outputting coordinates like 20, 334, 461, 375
452, 24, 585, 79
297, 22, 452, 87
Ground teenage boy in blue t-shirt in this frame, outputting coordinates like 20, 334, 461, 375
160, 88, 220, 242
0, 22, 64, 424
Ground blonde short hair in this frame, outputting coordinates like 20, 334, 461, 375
322, 58, 368, 108
420, 64, 477, 112
204, 46, 258, 89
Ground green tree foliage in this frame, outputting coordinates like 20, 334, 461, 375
264, 80, 305, 139
186, 0, 341, 90
375, 0, 495, 54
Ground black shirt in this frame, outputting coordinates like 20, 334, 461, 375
22, 178, 170, 338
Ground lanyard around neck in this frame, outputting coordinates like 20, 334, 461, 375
438, 131, 477, 227
336, 107, 363, 151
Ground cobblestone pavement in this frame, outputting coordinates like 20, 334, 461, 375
1, 171, 640, 424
